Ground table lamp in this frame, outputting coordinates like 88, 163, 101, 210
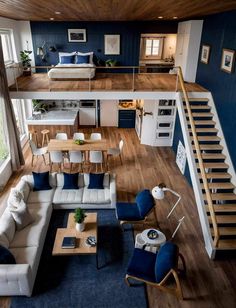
152, 183, 181, 218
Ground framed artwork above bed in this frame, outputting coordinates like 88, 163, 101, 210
68, 29, 86, 42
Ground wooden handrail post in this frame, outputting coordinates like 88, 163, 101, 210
176, 66, 219, 247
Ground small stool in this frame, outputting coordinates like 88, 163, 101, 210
28, 129, 38, 147
41, 129, 50, 147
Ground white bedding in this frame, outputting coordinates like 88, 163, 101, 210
48, 63, 96, 79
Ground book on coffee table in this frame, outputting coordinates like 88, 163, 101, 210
61, 236, 76, 249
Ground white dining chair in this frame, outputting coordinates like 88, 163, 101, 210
90, 133, 102, 140
73, 132, 85, 140
69, 151, 84, 172
49, 151, 63, 173
89, 150, 103, 173
107, 139, 124, 165
29, 140, 48, 166
56, 132, 68, 140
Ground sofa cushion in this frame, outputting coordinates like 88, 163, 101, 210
0, 245, 16, 264
82, 187, 110, 204
88, 173, 104, 189
57, 173, 84, 188
53, 188, 84, 204
8, 188, 24, 207
0, 208, 16, 248
32, 171, 52, 191
9, 200, 34, 231
12, 180, 30, 203
84, 173, 110, 188
27, 189, 55, 204
155, 242, 178, 283
22, 173, 57, 189
63, 172, 79, 189
10, 246, 38, 273
10, 203, 52, 248
135, 189, 155, 217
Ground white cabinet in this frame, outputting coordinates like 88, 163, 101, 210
100, 100, 118, 127
175, 20, 203, 82
79, 108, 96, 126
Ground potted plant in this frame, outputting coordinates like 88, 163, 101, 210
74, 208, 87, 232
105, 59, 118, 67
20, 50, 32, 76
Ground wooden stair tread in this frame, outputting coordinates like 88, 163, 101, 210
199, 172, 232, 179
208, 215, 236, 223
211, 226, 236, 236
186, 112, 214, 117
185, 105, 211, 110
187, 120, 216, 125
192, 144, 223, 150
190, 128, 218, 133
206, 204, 236, 212
197, 162, 229, 169
183, 98, 209, 102
217, 239, 236, 249
195, 153, 226, 159
191, 136, 221, 141
204, 193, 236, 201
201, 182, 235, 189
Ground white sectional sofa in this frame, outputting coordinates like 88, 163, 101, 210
0, 172, 116, 296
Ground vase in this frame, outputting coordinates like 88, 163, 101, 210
76, 222, 85, 232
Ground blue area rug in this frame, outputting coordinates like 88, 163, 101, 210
11, 210, 148, 308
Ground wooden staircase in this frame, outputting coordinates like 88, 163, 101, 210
183, 97, 236, 250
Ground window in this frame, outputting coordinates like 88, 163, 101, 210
12, 99, 27, 141
0, 100, 9, 167
0, 29, 14, 65
140, 36, 164, 60
145, 39, 160, 56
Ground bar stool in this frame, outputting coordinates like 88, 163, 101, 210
28, 129, 38, 147
41, 129, 50, 147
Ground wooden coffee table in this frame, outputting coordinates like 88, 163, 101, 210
52, 212, 99, 268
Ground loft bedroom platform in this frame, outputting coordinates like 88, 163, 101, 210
8, 66, 207, 99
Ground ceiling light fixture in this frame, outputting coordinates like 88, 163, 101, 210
173, 16, 178, 19
55, 11, 61, 15
50, 17, 54, 20
158, 16, 163, 19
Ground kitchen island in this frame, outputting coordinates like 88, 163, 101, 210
26, 110, 79, 145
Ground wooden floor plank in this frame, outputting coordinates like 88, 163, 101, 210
0, 127, 236, 308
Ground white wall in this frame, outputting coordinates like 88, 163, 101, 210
163, 34, 177, 59
0, 17, 35, 85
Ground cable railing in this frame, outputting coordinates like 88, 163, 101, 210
176, 66, 219, 247
6, 64, 177, 92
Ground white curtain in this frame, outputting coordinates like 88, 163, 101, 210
0, 38, 24, 170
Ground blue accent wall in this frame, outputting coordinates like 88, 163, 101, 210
30, 21, 177, 67
196, 10, 236, 169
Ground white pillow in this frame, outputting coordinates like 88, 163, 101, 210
59, 52, 76, 63
76, 51, 94, 64
15, 180, 30, 202
0, 208, 16, 247
9, 200, 34, 231
8, 188, 24, 208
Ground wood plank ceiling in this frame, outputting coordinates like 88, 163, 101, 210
0, 0, 236, 21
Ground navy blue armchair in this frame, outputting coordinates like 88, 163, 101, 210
125, 242, 186, 299
116, 189, 155, 226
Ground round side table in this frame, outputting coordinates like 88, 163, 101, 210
141, 228, 166, 247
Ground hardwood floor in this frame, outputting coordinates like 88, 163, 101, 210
9, 73, 207, 92
0, 127, 236, 308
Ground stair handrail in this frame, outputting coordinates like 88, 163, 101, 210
175, 66, 219, 247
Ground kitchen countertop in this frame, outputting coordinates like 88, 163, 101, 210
26, 110, 78, 125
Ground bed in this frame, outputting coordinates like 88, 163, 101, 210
48, 63, 96, 80
47, 51, 96, 80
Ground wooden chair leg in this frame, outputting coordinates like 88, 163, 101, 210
119, 154, 123, 165
42, 135, 45, 147
42, 154, 46, 165
125, 275, 131, 287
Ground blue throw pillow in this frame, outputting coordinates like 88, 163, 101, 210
0, 245, 16, 264
33, 171, 52, 191
155, 242, 178, 283
60, 55, 75, 64
63, 173, 79, 189
75, 55, 90, 64
88, 173, 104, 189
